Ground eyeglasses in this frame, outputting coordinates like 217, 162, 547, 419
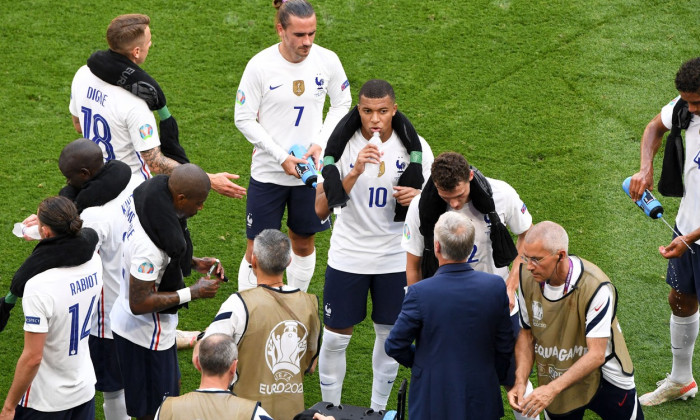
521, 253, 557, 267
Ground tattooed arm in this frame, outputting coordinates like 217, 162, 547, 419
128, 274, 222, 315
140, 146, 180, 176
141, 147, 247, 199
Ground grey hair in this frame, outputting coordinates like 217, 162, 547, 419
524, 221, 569, 253
274, 0, 315, 29
198, 333, 238, 376
253, 229, 292, 275
434, 212, 475, 261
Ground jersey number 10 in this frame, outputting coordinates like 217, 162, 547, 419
368, 187, 388, 208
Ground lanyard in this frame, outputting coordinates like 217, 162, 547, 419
540, 257, 573, 296
562, 257, 573, 295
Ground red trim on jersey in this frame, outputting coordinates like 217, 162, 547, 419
135, 151, 152, 180
22, 384, 31, 407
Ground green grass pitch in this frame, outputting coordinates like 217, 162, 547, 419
1, 1, 699, 419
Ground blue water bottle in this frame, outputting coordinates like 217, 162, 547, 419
289, 144, 318, 188
622, 176, 664, 219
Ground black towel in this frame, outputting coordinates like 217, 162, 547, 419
0, 229, 99, 333
87, 50, 189, 164
133, 176, 192, 314
658, 98, 691, 197
59, 160, 131, 212
322, 106, 424, 221
418, 167, 518, 279
11, 229, 98, 297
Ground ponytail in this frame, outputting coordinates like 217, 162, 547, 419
38, 196, 82, 237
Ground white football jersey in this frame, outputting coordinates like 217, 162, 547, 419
110, 199, 177, 351
518, 256, 635, 390
660, 96, 700, 242
20, 253, 103, 412
327, 130, 433, 274
82, 178, 139, 339
234, 43, 351, 186
403, 177, 532, 279
70, 65, 161, 183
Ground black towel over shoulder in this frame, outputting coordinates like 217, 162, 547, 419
322, 106, 424, 221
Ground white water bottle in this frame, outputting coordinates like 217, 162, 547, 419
364, 131, 382, 177
13, 223, 41, 240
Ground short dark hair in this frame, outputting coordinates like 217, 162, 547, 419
675, 57, 700, 93
431, 152, 470, 191
38, 196, 83, 237
358, 79, 395, 102
273, 0, 315, 29
106, 14, 150, 54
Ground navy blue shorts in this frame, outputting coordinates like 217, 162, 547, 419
89, 335, 123, 392
544, 378, 643, 420
323, 266, 406, 329
15, 398, 94, 420
666, 227, 700, 299
245, 177, 330, 239
501, 312, 521, 387
113, 333, 180, 418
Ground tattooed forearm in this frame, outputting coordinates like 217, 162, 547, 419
141, 147, 179, 176
129, 275, 181, 314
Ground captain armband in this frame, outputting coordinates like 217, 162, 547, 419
410, 151, 422, 164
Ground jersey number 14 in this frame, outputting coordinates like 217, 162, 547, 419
68, 296, 96, 356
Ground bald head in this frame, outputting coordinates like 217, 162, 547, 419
169, 164, 211, 218
197, 333, 238, 377
524, 221, 569, 253
59, 138, 104, 188
169, 164, 211, 196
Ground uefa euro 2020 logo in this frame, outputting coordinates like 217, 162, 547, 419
265, 320, 308, 382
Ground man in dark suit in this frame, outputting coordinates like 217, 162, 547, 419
385, 211, 514, 419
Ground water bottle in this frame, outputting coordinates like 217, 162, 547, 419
382, 410, 397, 420
12, 223, 41, 240
622, 176, 664, 219
364, 131, 382, 177
289, 144, 318, 188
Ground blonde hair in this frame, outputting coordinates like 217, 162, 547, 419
106, 14, 150, 54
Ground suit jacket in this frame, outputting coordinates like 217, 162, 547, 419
385, 262, 514, 419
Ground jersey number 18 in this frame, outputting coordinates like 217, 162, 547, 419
81, 106, 114, 160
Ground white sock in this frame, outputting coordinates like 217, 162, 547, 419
669, 311, 699, 384
237, 256, 257, 291
103, 389, 129, 420
319, 328, 351, 405
513, 380, 540, 420
371, 323, 399, 411
286, 249, 315, 292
